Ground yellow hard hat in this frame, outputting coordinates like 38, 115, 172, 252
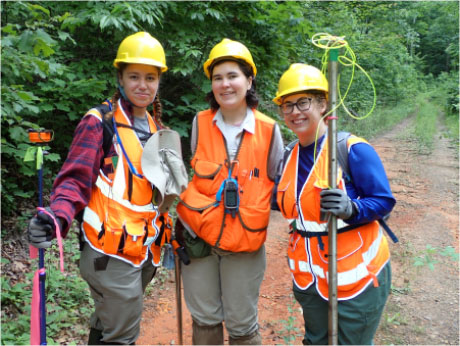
113, 32, 167, 72
273, 63, 328, 105
203, 38, 257, 79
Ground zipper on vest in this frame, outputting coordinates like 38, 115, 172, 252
214, 133, 246, 248
296, 198, 317, 284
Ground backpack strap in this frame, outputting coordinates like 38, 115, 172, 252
283, 139, 299, 166
336, 131, 398, 243
337, 131, 352, 183
284, 133, 350, 173
98, 100, 114, 159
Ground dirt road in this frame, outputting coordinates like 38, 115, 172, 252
138, 115, 459, 345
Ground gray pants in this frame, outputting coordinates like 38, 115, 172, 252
181, 245, 266, 338
79, 244, 156, 344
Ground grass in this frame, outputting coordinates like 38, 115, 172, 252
340, 97, 416, 140
340, 89, 455, 159
413, 94, 439, 153
342, 90, 453, 157
277, 295, 302, 344
442, 109, 459, 159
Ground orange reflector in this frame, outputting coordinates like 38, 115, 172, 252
28, 129, 53, 143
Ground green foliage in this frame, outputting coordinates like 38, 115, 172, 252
1, 271, 35, 345
413, 244, 439, 271
1, 229, 91, 345
428, 70, 459, 151
444, 111, 459, 153
414, 94, 439, 153
1, 1, 458, 217
413, 245, 459, 271
409, 1, 459, 76
277, 296, 302, 344
384, 311, 408, 327
1, 271, 33, 308
340, 97, 415, 140
433, 71, 460, 115
439, 246, 460, 263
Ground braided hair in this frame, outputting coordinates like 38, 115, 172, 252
152, 92, 166, 129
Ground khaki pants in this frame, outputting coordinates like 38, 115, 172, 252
182, 245, 266, 338
79, 244, 156, 344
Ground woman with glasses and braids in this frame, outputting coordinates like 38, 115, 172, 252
273, 63, 396, 345
27, 32, 174, 345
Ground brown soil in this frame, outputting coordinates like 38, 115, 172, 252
137, 115, 459, 345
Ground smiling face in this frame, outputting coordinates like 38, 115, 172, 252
281, 92, 328, 146
118, 63, 160, 117
211, 61, 252, 116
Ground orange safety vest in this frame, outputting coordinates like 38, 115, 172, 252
81, 99, 170, 267
277, 136, 390, 300
176, 109, 277, 252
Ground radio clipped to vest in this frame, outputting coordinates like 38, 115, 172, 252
223, 178, 239, 217
215, 160, 240, 218
216, 177, 239, 218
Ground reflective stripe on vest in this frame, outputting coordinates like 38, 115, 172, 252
177, 109, 276, 252
297, 218, 348, 233
336, 227, 384, 286
95, 175, 156, 213
81, 99, 165, 267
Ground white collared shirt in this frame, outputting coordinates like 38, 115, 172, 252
190, 108, 283, 181
213, 108, 254, 160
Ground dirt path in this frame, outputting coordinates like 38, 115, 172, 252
372, 116, 459, 345
138, 115, 459, 345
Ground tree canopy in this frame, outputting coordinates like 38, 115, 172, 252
1, 0, 458, 217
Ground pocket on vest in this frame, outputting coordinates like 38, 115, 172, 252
102, 212, 153, 258
193, 159, 223, 195
240, 178, 265, 207
287, 232, 314, 281
123, 170, 153, 206
100, 225, 123, 255
122, 225, 147, 257
238, 205, 270, 232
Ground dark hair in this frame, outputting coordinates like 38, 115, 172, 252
105, 63, 165, 128
309, 90, 327, 114
205, 59, 259, 111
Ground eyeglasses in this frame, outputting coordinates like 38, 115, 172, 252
280, 97, 312, 115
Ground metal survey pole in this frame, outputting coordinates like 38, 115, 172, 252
174, 256, 183, 345
327, 48, 339, 345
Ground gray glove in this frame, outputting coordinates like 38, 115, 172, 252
28, 207, 60, 248
320, 188, 355, 220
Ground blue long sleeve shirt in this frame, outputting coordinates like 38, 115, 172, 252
297, 134, 396, 225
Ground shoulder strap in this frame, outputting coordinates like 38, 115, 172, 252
283, 139, 298, 165
337, 131, 351, 183
86, 99, 113, 161
283, 133, 350, 176
337, 131, 397, 241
